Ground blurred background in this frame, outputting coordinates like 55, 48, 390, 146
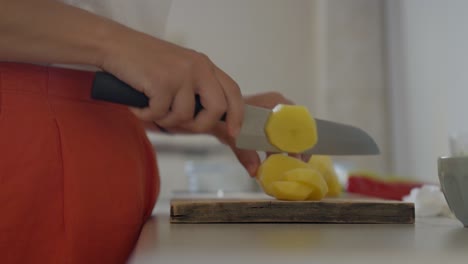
147, 0, 468, 199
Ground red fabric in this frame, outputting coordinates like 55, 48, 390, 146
0, 63, 159, 264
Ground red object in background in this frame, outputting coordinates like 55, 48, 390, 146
346, 175, 424, 200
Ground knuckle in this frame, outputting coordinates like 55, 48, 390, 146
142, 115, 155, 122
136, 111, 156, 122
170, 112, 191, 124
157, 111, 192, 127
142, 77, 168, 96
232, 81, 241, 93
178, 111, 194, 122
135, 112, 152, 122
210, 104, 227, 117
195, 52, 211, 63
140, 80, 154, 96
193, 52, 214, 71
150, 110, 167, 121
155, 118, 172, 128
225, 79, 241, 94
178, 57, 195, 72
192, 121, 214, 133
187, 123, 204, 133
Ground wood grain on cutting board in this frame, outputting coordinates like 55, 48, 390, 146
170, 198, 415, 224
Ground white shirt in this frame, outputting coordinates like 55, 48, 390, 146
62, 0, 172, 38
57, 0, 173, 70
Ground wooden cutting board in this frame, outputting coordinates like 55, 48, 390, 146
170, 197, 415, 224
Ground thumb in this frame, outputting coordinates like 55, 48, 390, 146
231, 148, 261, 177
211, 123, 261, 177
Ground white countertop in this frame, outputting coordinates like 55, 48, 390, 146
129, 199, 468, 264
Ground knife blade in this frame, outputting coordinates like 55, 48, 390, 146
91, 72, 380, 155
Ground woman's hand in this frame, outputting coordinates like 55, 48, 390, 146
0, 0, 244, 138
101, 32, 244, 137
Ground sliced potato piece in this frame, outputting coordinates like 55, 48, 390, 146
270, 181, 313, 201
308, 155, 333, 171
307, 188, 327, 201
308, 155, 342, 197
257, 154, 311, 196
283, 168, 328, 201
265, 104, 318, 153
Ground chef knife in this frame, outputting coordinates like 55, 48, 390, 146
91, 72, 379, 155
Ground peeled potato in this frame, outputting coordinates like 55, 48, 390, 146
257, 154, 311, 196
308, 155, 342, 197
308, 155, 333, 171
270, 181, 313, 201
265, 104, 318, 153
283, 168, 328, 201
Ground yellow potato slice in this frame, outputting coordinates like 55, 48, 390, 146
308, 155, 333, 171
270, 181, 313, 201
265, 104, 318, 153
283, 168, 328, 201
308, 155, 342, 197
257, 154, 311, 196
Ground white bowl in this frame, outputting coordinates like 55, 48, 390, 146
438, 156, 468, 227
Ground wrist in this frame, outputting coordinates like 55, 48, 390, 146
91, 20, 131, 69
97, 22, 169, 71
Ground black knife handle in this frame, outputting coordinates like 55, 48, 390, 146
91, 71, 227, 121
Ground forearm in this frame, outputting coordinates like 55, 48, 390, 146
0, 0, 130, 67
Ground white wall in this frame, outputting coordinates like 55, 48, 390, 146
386, 0, 468, 182
319, 0, 389, 174
164, 0, 315, 106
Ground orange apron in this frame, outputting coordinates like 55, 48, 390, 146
0, 62, 159, 264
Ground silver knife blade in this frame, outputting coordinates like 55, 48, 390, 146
235, 105, 380, 155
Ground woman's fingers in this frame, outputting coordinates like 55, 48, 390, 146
129, 89, 172, 121
214, 66, 244, 138
104, 35, 244, 135
211, 123, 260, 177
182, 66, 227, 133
155, 84, 195, 129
